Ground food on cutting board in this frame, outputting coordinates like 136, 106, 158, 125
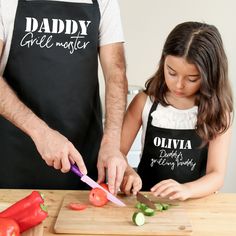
0, 191, 48, 233
99, 183, 109, 191
68, 183, 109, 210
68, 203, 87, 211
132, 211, 145, 226
89, 183, 109, 207
155, 202, 170, 211
0, 217, 20, 236
132, 198, 172, 226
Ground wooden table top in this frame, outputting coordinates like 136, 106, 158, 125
0, 189, 236, 236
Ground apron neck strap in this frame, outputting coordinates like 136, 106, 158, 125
147, 99, 158, 127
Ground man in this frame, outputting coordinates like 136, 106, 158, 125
0, 0, 127, 194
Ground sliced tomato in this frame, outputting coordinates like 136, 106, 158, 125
89, 187, 108, 207
68, 203, 87, 211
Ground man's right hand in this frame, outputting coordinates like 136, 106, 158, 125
0, 74, 87, 175
0, 40, 87, 175
32, 127, 87, 174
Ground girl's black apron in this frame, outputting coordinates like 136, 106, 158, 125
0, 0, 102, 189
137, 102, 208, 191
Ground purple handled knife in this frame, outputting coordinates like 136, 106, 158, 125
70, 164, 126, 207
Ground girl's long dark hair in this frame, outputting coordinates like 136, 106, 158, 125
145, 21, 233, 144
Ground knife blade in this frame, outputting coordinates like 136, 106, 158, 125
70, 164, 126, 207
136, 192, 156, 209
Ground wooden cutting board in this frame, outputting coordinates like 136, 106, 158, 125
0, 203, 44, 236
54, 191, 192, 235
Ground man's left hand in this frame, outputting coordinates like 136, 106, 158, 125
97, 144, 127, 195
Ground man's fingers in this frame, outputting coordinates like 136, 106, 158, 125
114, 165, 125, 194
70, 145, 87, 175
97, 161, 106, 184
61, 155, 71, 173
107, 163, 116, 194
53, 159, 62, 170
45, 158, 54, 166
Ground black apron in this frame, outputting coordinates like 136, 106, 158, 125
137, 102, 208, 191
0, 0, 102, 189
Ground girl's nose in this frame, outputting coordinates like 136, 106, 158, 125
176, 78, 185, 89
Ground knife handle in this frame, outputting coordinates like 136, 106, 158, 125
70, 164, 83, 177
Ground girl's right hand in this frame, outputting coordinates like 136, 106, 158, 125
120, 165, 142, 195
151, 179, 191, 201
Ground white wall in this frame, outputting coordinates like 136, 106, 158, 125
99, 0, 236, 192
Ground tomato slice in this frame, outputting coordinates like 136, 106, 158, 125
68, 203, 87, 211
89, 187, 108, 207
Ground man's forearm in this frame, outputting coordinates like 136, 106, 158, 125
103, 70, 127, 146
102, 43, 128, 147
0, 77, 49, 139
96, 43, 128, 189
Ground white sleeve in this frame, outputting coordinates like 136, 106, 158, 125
98, 0, 124, 46
0, 1, 4, 41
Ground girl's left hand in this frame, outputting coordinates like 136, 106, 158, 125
151, 179, 192, 201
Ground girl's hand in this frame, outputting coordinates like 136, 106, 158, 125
120, 166, 142, 196
151, 179, 192, 201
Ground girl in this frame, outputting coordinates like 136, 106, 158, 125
120, 21, 233, 200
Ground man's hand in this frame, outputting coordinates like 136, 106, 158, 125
0, 75, 87, 175
120, 165, 142, 196
97, 143, 127, 195
31, 127, 87, 175
98, 43, 127, 194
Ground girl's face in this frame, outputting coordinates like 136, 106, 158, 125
164, 55, 202, 99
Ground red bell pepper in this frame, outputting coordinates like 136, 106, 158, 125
0, 191, 47, 233
9, 203, 48, 233
0, 191, 44, 218
0, 217, 20, 236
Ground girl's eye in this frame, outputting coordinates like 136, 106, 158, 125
168, 71, 176, 76
188, 77, 200, 82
